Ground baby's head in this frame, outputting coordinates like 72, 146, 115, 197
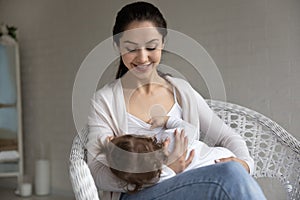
104, 134, 167, 193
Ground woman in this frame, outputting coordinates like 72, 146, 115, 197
87, 2, 266, 200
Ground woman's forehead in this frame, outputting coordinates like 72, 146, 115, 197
119, 27, 163, 45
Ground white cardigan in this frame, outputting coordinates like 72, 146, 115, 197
87, 76, 254, 200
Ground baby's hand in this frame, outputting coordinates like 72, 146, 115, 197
106, 136, 114, 142
148, 116, 170, 129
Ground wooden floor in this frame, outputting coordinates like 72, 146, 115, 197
0, 188, 75, 200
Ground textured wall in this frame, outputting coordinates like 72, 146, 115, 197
0, 0, 299, 198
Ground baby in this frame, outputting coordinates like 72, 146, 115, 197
103, 134, 167, 193
101, 116, 235, 193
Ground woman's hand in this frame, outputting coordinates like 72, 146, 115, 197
164, 129, 195, 174
215, 157, 250, 173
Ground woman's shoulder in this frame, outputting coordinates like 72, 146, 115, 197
94, 79, 120, 99
165, 76, 193, 89
165, 75, 205, 101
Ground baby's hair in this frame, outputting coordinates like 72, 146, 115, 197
103, 134, 167, 193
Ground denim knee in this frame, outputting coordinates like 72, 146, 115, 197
217, 161, 266, 200
216, 161, 253, 187
218, 161, 246, 177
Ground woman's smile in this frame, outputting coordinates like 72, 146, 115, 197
132, 63, 153, 73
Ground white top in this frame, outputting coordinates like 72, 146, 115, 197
126, 87, 184, 151
87, 76, 254, 200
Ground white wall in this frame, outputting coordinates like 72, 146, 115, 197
0, 0, 299, 198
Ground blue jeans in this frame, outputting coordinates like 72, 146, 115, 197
120, 162, 266, 200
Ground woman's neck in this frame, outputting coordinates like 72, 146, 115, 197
121, 71, 167, 94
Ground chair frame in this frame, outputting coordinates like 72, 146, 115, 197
69, 100, 300, 200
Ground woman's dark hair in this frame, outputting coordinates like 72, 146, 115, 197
104, 134, 167, 193
113, 1, 167, 79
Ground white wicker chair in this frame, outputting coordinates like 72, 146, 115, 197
69, 126, 100, 200
206, 100, 300, 200
69, 100, 300, 200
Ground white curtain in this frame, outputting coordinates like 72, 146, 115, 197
0, 37, 18, 138
0, 107, 17, 138
0, 43, 17, 104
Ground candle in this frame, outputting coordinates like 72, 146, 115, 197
20, 183, 32, 197
34, 159, 50, 195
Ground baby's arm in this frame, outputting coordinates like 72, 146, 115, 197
149, 116, 170, 129
149, 116, 193, 129
150, 116, 198, 145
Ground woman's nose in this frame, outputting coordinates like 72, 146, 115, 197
136, 49, 148, 63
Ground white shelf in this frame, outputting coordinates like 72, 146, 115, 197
0, 172, 18, 177
0, 41, 23, 188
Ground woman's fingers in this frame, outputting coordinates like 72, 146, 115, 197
185, 149, 195, 167
163, 137, 170, 155
184, 134, 188, 150
214, 157, 234, 163
215, 157, 250, 173
174, 129, 180, 141
167, 129, 195, 173
173, 129, 188, 156
163, 137, 170, 146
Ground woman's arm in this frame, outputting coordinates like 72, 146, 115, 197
193, 89, 254, 174
87, 156, 126, 192
165, 116, 250, 173
87, 95, 127, 192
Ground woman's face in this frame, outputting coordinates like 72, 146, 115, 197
118, 21, 164, 79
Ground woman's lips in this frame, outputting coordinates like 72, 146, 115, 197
133, 63, 152, 73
